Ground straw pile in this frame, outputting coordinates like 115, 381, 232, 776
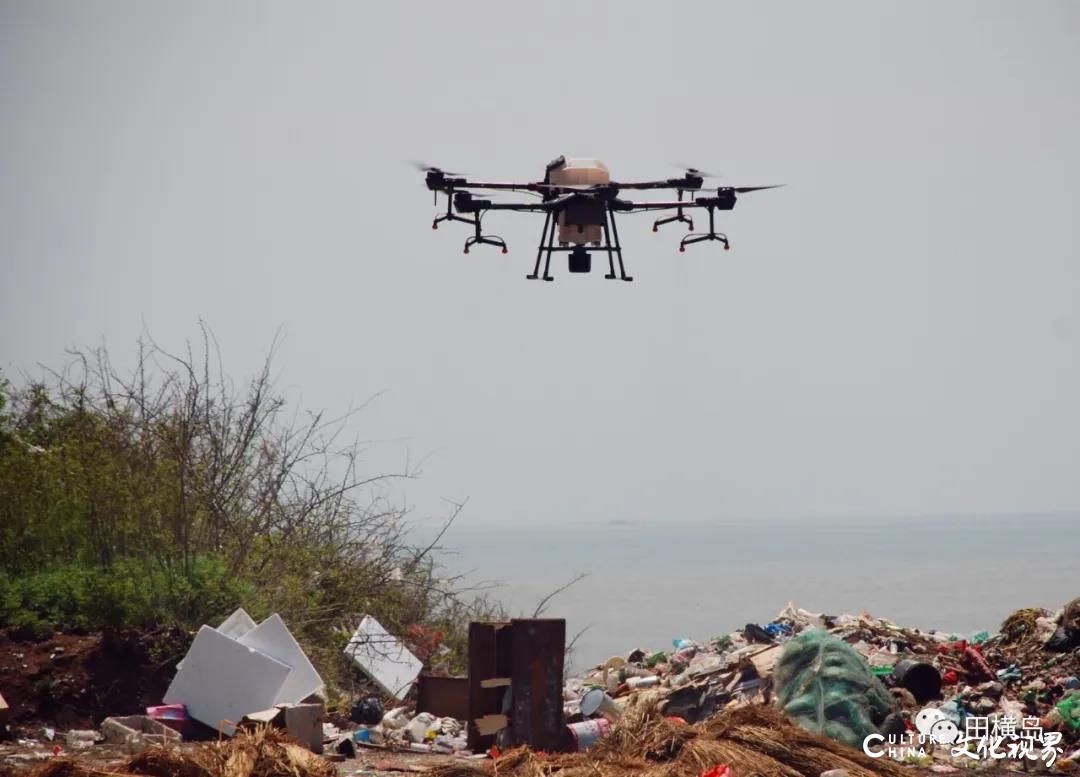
999, 607, 1051, 647
27, 727, 335, 777
430, 702, 911, 777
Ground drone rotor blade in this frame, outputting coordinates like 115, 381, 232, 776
409, 160, 465, 176
672, 162, 721, 178
732, 185, 785, 193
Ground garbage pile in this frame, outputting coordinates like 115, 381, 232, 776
6, 600, 1080, 774
559, 598, 1080, 768
429, 702, 913, 777
162, 609, 325, 739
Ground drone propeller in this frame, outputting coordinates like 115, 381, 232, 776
728, 185, 785, 193
410, 160, 465, 176
672, 163, 722, 179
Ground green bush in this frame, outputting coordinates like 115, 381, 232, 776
0, 556, 254, 634
0, 333, 504, 695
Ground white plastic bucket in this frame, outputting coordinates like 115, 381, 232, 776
567, 718, 611, 751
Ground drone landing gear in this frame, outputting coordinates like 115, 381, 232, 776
461, 212, 507, 255
527, 206, 631, 282
464, 233, 507, 254
432, 193, 508, 254
602, 205, 632, 282
679, 205, 730, 253
652, 189, 694, 233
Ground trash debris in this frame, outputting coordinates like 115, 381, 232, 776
891, 659, 941, 704
429, 703, 912, 777
236, 614, 324, 705
350, 696, 384, 725
416, 674, 469, 720
163, 612, 322, 736
579, 688, 620, 720
0, 690, 9, 727
240, 703, 324, 753
218, 607, 258, 640
774, 630, 898, 748
146, 703, 188, 737
163, 624, 291, 736
343, 615, 424, 701
566, 718, 610, 751
62, 731, 98, 750
553, 597, 1080, 765
101, 715, 182, 754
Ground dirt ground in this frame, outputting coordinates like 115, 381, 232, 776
0, 627, 191, 733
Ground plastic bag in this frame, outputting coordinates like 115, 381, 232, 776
773, 629, 897, 748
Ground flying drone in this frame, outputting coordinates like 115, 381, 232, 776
416, 156, 782, 282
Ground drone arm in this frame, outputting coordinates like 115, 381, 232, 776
608, 178, 701, 191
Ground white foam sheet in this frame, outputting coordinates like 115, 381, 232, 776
238, 613, 324, 704
164, 625, 291, 735
343, 616, 423, 701
218, 608, 257, 640
177, 608, 257, 670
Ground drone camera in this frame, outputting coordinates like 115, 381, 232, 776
568, 247, 592, 273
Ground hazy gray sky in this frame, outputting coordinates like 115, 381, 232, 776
2, 1, 1078, 527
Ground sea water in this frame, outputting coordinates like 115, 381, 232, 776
436, 513, 1078, 671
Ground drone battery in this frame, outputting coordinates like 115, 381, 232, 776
568, 249, 592, 274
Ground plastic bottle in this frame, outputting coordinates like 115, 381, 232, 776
1058, 692, 1080, 731
382, 707, 411, 730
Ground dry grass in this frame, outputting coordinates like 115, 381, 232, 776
26, 728, 335, 777
430, 703, 911, 777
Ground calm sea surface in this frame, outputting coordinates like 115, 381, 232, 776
434, 513, 1078, 671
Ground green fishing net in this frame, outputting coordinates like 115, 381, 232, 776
773, 629, 897, 748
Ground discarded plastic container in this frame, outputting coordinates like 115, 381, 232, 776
405, 712, 436, 743
893, 659, 941, 704
764, 622, 793, 637
567, 718, 610, 751
626, 675, 660, 690
383, 707, 411, 730
579, 688, 620, 719
65, 730, 97, 749
146, 704, 188, 736
997, 664, 1022, 683
1058, 692, 1080, 731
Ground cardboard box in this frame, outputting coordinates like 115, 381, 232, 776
241, 703, 324, 753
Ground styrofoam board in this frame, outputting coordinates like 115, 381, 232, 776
164, 625, 291, 736
218, 608, 257, 640
177, 608, 257, 670
238, 613, 324, 704
342, 615, 423, 701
